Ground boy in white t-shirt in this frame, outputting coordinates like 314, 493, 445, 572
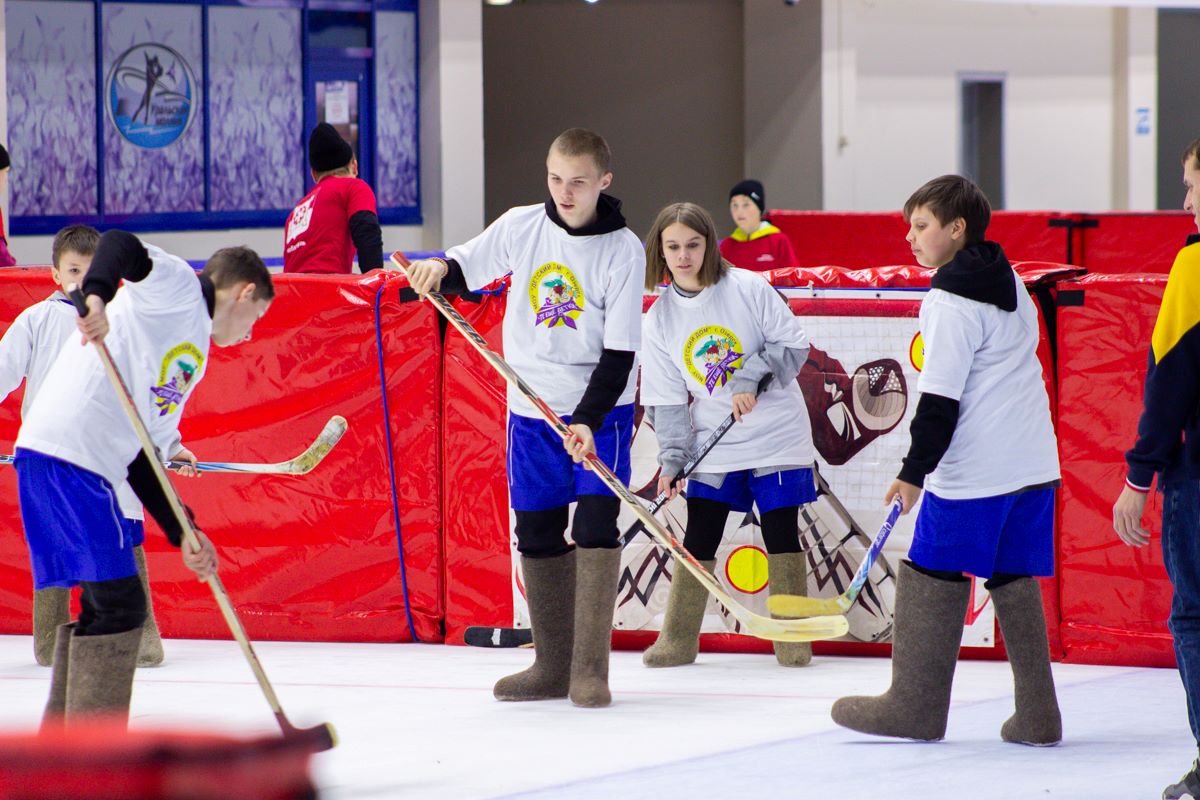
0, 225, 196, 668
406, 129, 643, 708
14, 231, 273, 730
832, 175, 1062, 745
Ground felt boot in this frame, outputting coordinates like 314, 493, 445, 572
991, 577, 1062, 745
133, 546, 165, 667
569, 547, 620, 708
831, 561, 970, 741
64, 626, 141, 729
39, 623, 74, 733
494, 550, 575, 701
642, 559, 714, 668
769, 552, 813, 667
33, 587, 69, 667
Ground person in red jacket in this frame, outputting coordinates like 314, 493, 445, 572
718, 179, 797, 272
0, 145, 17, 267
283, 124, 383, 274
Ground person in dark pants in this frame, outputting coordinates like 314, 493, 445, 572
1112, 137, 1200, 800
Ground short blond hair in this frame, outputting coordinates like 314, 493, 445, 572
548, 128, 612, 175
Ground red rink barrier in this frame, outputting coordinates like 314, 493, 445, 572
440, 265, 1069, 661
0, 270, 443, 643
1055, 273, 1175, 666
769, 210, 1195, 274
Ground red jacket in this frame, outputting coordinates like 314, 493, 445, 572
718, 223, 797, 272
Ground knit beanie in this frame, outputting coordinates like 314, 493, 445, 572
309, 123, 353, 172
729, 179, 765, 213
0, 145, 10, 171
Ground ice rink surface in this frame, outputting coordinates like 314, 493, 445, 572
0, 635, 1192, 799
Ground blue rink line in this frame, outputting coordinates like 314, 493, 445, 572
491, 668, 1192, 800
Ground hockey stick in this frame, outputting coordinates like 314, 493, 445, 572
618, 374, 773, 548
392, 251, 847, 643
768, 493, 903, 618
467, 379, 773, 649
0, 417, 348, 473
67, 287, 337, 751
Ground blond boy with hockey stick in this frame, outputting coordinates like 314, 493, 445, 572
406, 128, 643, 708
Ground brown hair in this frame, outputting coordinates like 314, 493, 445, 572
548, 128, 612, 175
1183, 138, 1200, 171
51, 224, 100, 269
202, 247, 275, 302
903, 174, 992, 245
644, 202, 730, 291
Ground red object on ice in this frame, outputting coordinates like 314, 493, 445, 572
0, 724, 318, 800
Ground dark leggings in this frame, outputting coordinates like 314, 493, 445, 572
77, 575, 146, 636
908, 559, 1025, 590
682, 497, 803, 561
515, 495, 623, 558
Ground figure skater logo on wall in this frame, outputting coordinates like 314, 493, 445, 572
152, 343, 204, 416
683, 326, 744, 394
106, 43, 197, 149
528, 263, 585, 329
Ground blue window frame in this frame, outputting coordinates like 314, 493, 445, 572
6, 0, 419, 236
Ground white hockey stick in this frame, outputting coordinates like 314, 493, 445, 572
770, 492, 903, 618
0, 415, 347, 475
392, 251, 848, 643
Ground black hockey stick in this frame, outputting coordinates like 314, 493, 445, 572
619, 373, 773, 547
68, 287, 337, 751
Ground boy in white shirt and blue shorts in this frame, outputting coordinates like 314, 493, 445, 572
405, 129, 644, 709
832, 175, 1062, 746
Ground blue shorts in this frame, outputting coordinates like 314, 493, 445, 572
687, 467, 817, 514
508, 404, 635, 511
14, 449, 139, 589
125, 517, 145, 548
909, 486, 1056, 579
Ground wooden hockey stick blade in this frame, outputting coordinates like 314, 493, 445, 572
163, 415, 348, 474
389, 253, 848, 643
768, 497, 903, 618
67, 286, 337, 746
464, 626, 534, 648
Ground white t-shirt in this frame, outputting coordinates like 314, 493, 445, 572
641, 268, 815, 473
446, 204, 644, 417
0, 292, 145, 519
17, 243, 211, 494
917, 270, 1060, 498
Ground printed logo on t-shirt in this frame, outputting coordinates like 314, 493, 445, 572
152, 343, 204, 416
683, 326, 744, 394
756, 254, 775, 263
286, 193, 317, 244
528, 263, 585, 329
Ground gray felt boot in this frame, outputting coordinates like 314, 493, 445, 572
494, 550, 575, 701
65, 626, 141, 729
39, 623, 74, 733
769, 552, 813, 667
991, 577, 1062, 746
569, 547, 620, 708
133, 546, 165, 667
831, 561, 970, 741
33, 588, 70, 667
642, 559, 714, 668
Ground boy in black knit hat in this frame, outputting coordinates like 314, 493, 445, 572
283, 123, 384, 274
718, 179, 797, 271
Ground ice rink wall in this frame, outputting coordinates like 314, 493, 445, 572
0, 210, 1193, 666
